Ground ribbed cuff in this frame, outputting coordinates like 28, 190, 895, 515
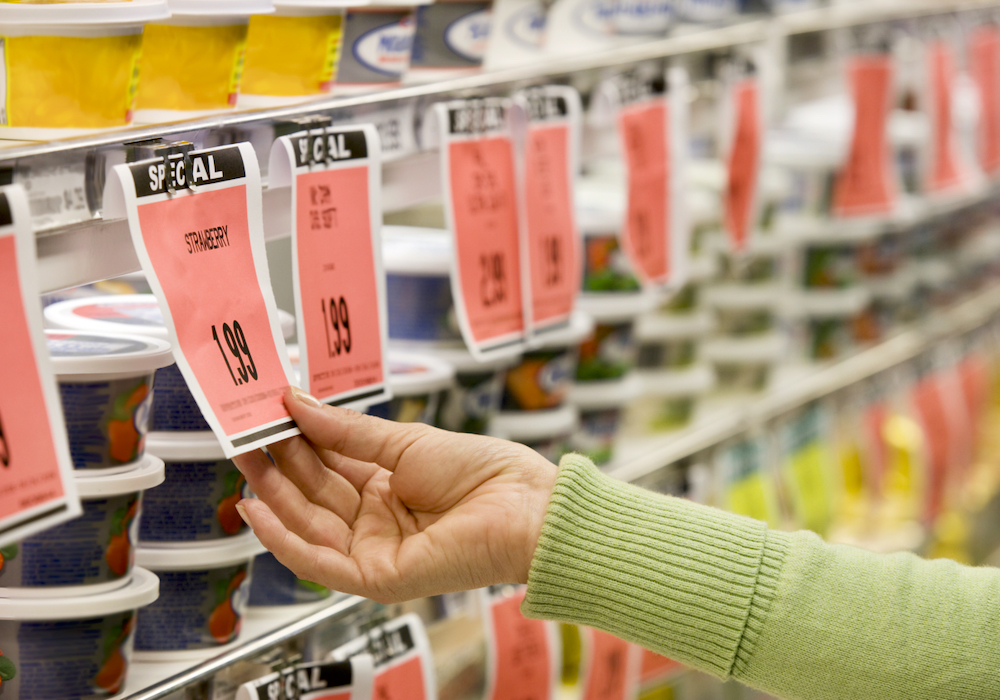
522, 454, 789, 679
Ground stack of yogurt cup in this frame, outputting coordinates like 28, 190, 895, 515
43, 294, 312, 657
0, 329, 171, 698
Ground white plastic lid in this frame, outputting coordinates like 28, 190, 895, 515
636, 364, 715, 397
45, 294, 295, 340
168, 0, 275, 16
0, 567, 159, 617
136, 530, 266, 570
786, 287, 871, 318
531, 310, 595, 350
387, 350, 455, 395
574, 180, 624, 235
146, 431, 226, 461
0, 1, 170, 25
489, 404, 578, 442
774, 214, 884, 245
274, 0, 362, 7
382, 226, 452, 276
46, 330, 173, 376
415, 345, 520, 373
701, 333, 785, 364
687, 253, 718, 283
74, 455, 165, 497
702, 284, 782, 310
577, 291, 660, 323
570, 373, 642, 409
635, 310, 714, 340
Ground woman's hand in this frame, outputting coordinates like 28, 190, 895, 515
232, 387, 558, 604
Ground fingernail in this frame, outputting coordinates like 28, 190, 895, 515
290, 386, 323, 408
235, 502, 252, 530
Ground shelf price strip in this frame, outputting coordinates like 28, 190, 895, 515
0, 184, 81, 547
106, 143, 300, 458
515, 86, 583, 341
436, 97, 527, 361
270, 124, 391, 409
236, 655, 375, 700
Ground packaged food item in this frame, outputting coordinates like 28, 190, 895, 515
240, 0, 350, 108
134, 0, 273, 123
787, 287, 876, 361
366, 350, 455, 424
701, 333, 785, 394
635, 310, 714, 371
575, 294, 656, 382
134, 531, 264, 659
0, 456, 164, 597
702, 284, 782, 338
0, 567, 159, 699
247, 551, 331, 608
44, 295, 295, 433
576, 180, 642, 293
382, 226, 462, 343
543, 0, 671, 58
627, 364, 714, 432
428, 346, 519, 434
334, 5, 418, 94
47, 330, 173, 473
568, 374, 641, 466
407, 0, 492, 82
502, 310, 594, 411
0, 0, 168, 139
141, 432, 250, 544
490, 403, 579, 464
765, 131, 842, 220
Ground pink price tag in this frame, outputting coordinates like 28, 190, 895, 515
0, 185, 80, 546
580, 628, 641, 700
331, 614, 436, 700
440, 99, 526, 359
725, 79, 762, 253
832, 55, 898, 217
618, 97, 671, 285
483, 586, 556, 700
110, 144, 299, 457
639, 649, 683, 685
271, 126, 390, 409
970, 26, 1000, 176
518, 87, 582, 337
926, 41, 966, 193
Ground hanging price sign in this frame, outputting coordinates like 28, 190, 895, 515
331, 613, 438, 700
832, 54, 898, 217
925, 40, 969, 194
514, 86, 582, 340
724, 77, 763, 253
0, 184, 80, 548
970, 25, 1000, 176
578, 628, 642, 700
236, 655, 375, 700
614, 70, 689, 288
269, 125, 391, 410
481, 585, 559, 700
638, 649, 683, 687
436, 97, 527, 361
105, 143, 300, 457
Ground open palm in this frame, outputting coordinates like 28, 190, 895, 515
232, 388, 558, 603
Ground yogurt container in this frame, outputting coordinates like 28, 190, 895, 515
501, 310, 594, 411
240, 0, 349, 108
765, 131, 843, 219
0, 456, 164, 598
134, 0, 274, 123
334, 6, 418, 94
627, 364, 714, 432
568, 374, 641, 466
543, 0, 672, 58
702, 333, 785, 394
407, 0, 493, 82
0, 567, 159, 699
481, 0, 545, 70
382, 226, 462, 343
141, 432, 249, 544
702, 284, 782, 338
0, 1, 169, 139
44, 295, 295, 432
247, 551, 331, 608
575, 294, 656, 382
672, 0, 737, 24
366, 350, 455, 424
576, 181, 643, 293
134, 531, 264, 659
47, 330, 173, 473
635, 310, 714, 371
490, 403, 579, 464
427, 346, 519, 434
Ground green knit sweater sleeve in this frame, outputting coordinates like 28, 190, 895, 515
522, 454, 1000, 700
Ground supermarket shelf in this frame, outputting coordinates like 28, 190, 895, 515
16, 0, 1000, 293
606, 285, 1000, 484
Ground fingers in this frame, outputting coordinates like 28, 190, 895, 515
238, 498, 366, 596
267, 436, 365, 523
285, 387, 433, 470
232, 448, 354, 553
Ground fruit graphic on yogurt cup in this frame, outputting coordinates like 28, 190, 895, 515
217, 471, 247, 535
106, 496, 139, 577
93, 614, 134, 695
108, 381, 150, 464
208, 568, 247, 644
0, 649, 16, 689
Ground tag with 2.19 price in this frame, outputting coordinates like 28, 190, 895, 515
269, 124, 391, 410
106, 143, 300, 457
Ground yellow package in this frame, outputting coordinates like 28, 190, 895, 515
241, 12, 343, 101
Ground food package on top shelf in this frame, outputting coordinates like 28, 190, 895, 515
334, 1, 421, 95
134, 0, 273, 124
406, 0, 493, 83
0, 0, 169, 138
239, 0, 359, 108
542, 0, 672, 60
